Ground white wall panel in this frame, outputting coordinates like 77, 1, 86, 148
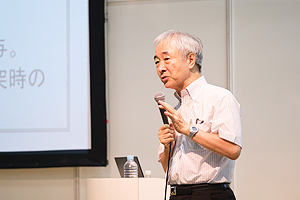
0, 168, 75, 200
233, 1, 300, 199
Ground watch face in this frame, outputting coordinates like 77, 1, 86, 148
191, 126, 198, 133
189, 126, 198, 139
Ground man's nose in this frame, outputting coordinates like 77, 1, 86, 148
157, 62, 166, 73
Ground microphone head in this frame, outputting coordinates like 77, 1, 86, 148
154, 91, 165, 102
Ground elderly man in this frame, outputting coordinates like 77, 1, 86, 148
154, 30, 242, 200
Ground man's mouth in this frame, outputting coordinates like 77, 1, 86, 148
161, 76, 168, 82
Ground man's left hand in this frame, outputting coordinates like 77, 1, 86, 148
158, 100, 190, 136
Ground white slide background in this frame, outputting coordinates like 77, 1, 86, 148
0, 0, 91, 152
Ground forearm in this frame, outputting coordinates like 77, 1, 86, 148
179, 126, 241, 160
192, 129, 241, 160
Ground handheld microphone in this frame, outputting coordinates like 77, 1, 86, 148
154, 91, 169, 124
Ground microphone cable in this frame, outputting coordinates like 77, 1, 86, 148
164, 142, 171, 200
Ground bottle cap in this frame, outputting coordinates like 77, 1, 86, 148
127, 155, 134, 160
145, 170, 151, 177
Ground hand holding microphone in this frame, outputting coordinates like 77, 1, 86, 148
154, 92, 176, 149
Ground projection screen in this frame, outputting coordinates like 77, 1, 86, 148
0, 0, 107, 168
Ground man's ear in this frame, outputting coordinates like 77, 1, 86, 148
187, 53, 196, 70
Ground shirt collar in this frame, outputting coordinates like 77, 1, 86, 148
174, 76, 207, 102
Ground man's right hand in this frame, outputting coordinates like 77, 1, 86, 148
158, 124, 176, 150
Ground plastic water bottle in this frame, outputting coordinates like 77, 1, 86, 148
124, 155, 138, 178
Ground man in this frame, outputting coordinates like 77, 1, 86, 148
154, 30, 242, 200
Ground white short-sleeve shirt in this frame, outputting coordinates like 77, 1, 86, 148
158, 76, 242, 185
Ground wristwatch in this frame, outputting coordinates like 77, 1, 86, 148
189, 126, 198, 139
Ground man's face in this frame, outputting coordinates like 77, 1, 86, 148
154, 39, 190, 93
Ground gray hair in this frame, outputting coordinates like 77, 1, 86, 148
153, 30, 203, 72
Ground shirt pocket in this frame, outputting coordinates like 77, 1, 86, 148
197, 120, 211, 133
182, 134, 205, 153
182, 121, 211, 153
